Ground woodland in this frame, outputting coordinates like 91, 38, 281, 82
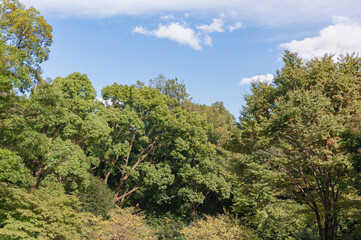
0, 0, 361, 239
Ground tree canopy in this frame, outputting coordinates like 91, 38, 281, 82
1, 1, 361, 239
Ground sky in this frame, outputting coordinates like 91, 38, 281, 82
22, 0, 361, 118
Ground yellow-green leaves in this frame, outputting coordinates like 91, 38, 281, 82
0, 183, 93, 240
0, 0, 52, 91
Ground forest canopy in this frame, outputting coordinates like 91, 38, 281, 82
1, 1, 361, 239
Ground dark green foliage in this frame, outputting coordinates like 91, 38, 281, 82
78, 175, 114, 218
149, 217, 187, 240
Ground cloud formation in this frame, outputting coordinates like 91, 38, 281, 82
22, 0, 361, 26
227, 22, 243, 32
279, 17, 361, 59
133, 17, 243, 50
239, 74, 274, 85
196, 19, 224, 33
133, 23, 202, 50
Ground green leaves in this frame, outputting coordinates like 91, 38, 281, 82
52, 72, 96, 101
47, 138, 90, 191
237, 52, 361, 240
0, 183, 93, 239
0, 148, 34, 186
0, 0, 52, 91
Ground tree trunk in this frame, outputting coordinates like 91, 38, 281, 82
30, 164, 46, 190
314, 209, 324, 240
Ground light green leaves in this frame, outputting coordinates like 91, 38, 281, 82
0, 148, 34, 186
0, 0, 52, 91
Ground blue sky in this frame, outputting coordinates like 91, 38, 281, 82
22, 0, 361, 118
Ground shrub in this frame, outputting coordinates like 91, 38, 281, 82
78, 175, 114, 218
181, 213, 258, 240
90, 207, 156, 240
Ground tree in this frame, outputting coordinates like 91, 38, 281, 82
3, 73, 105, 191
0, 0, 52, 92
95, 83, 232, 216
18, 131, 91, 192
149, 74, 189, 106
33, 73, 108, 148
238, 52, 361, 240
0, 0, 53, 157
96, 83, 175, 205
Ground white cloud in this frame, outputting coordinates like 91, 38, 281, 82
239, 74, 274, 85
196, 18, 224, 33
133, 18, 230, 50
132, 26, 149, 35
133, 23, 202, 50
22, 0, 361, 26
279, 17, 361, 59
227, 22, 243, 32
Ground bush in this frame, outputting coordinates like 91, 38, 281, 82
78, 175, 114, 218
90, 207, 156, 240
0, 183, 93, 239
254, 200, 311, 240
181, 213, 258, 240
149, 216, 186, 240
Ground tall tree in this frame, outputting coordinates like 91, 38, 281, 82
96, 83, 232, 214
0, 0, 52, 92
96, 83, 174, 205
238, 52, 361, 240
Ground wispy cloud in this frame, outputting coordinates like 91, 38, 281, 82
133, 17, 243, 50
133, 23, 202, 50
239, 74, 274, 85
132, 26, 149, 35
22, 0, 361, 26
227, 22, 243, 32
279, 17, 361, 59
196, 18, 224, 33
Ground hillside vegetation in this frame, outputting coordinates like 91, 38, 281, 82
1, 1, 361, 239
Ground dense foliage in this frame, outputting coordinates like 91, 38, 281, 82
1, 1, 361, 239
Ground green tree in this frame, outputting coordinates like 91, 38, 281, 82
96, 83, 175, 205
96, 83, 232, 217
238, 52, 361, 240
18, 132, 90, 192
130, 101, 233, 218
0, 0, 52, 92
149, 74, 189, 106
3, 73, 104, 191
